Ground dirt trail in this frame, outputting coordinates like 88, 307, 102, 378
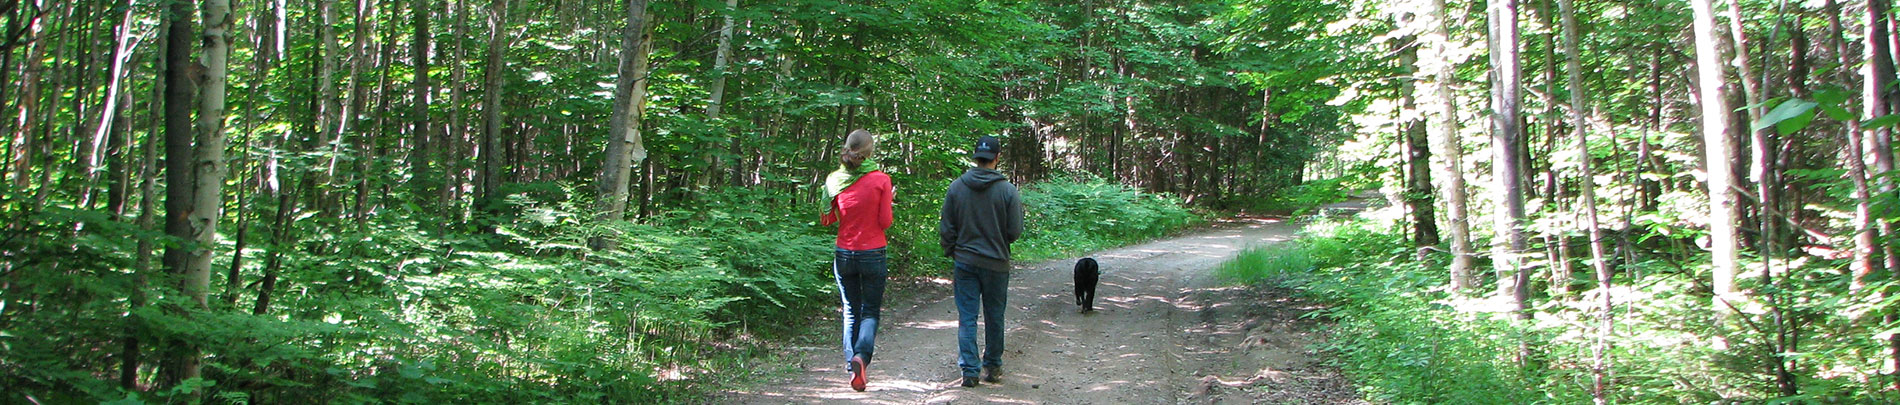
719, 213, 1367, 404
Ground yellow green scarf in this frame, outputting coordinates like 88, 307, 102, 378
822, 160, 881, 212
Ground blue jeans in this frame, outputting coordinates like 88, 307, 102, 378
835, 248, 888, 368
953, 260, 1008, 377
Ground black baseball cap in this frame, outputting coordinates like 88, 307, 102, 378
972, 135, 1000, 161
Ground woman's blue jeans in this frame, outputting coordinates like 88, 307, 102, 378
835, 248, 888, 368
953, 260, 1008, 377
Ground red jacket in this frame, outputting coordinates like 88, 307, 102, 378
821, 171, 893, 250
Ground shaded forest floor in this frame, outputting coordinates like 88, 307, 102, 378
714, 208, 1371, 404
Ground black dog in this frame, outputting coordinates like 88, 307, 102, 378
1074, 258, 1099, 312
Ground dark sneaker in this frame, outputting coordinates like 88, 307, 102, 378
961, 375, 980, 387
982, 366, 1001, 383
850, 357, 868, 392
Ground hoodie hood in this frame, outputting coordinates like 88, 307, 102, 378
957, 168, 1008, 191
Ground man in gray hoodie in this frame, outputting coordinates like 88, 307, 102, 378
938, 135, 1024, 388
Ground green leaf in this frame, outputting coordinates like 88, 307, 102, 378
1815, 87, 1851, 106
1864, 114, 1900, 129
1821, 104, 1854, 122
1776, 108, 1819, 135
1751, 99, 1816, 132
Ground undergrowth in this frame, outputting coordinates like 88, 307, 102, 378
885, 172, 1204, 277
4, 174, 1203, 403
1218, 217, 1900, 404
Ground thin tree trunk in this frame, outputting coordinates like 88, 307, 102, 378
189, 0, 234, 316
1398, 28, 1439, 250
596, 0, 652, 224
411, 0, 435, 206
474, 0, 510, 229
706, 0, 733, 183
1538, 0, 1568, 298
1867, 0, 1900, 302
342, 0, 376, 218
1691, 0, 1742, 317
92, 2, 136, 211
8, 7, 44, 189
1558, 0, 1612, 401
310, 0, 340, 214
1860, 0, 1900, 390
1426, 0, 1474, 291
155, 0, 197, 388
443, 0, 466, 212
253, 176, 297, 315
104, 0, 137, 216
1486, 0, 1530, 328
122, 13, 170, 388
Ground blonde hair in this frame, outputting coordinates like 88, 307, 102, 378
840, 129, 877, 169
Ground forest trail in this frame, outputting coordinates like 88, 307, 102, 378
718, 203, 1371, 404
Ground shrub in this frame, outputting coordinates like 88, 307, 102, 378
884, 172, 1203, 277
1223, 217, 1900, 404
1012, 173, 1204, 260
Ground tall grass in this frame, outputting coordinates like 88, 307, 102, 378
1216, 243, 1313, 285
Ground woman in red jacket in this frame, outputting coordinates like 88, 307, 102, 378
820, 129, 893, 392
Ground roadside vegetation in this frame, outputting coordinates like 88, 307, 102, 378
1220, 214, 1900, 403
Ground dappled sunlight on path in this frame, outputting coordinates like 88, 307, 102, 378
717, 213, 1362, 404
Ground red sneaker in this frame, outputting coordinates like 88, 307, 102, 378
849, 357, 868, 392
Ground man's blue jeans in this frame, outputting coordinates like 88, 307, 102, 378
835, 248, 888, 368
953, 260, 1008, 377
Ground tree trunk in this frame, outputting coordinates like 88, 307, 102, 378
1486, 0, 1530, 323
596, 0, 653, 224
1398, 29, 1439, 249
1538, 0, 1568, 298
475, 0, 510, 228
123, 13, 171, 388
1426, 0, 1475, 291
1867, 0, 1900, 297
1691, 0, 1742, 316
708, 0, 738, 186
103, 0, 136, 217
190, 0, 234, 320
155, 0, 198, 388
1859, 0, 1900, 389
302, 0, 338, 216
1558, 0, 1612, 401
8, 8, 44, 189
442, 0, 464, 211
254, 175, 298, 315
411, 0, 435, 206
342, 0, 376, 218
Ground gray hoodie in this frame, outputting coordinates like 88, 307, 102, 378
938, 167, 1025, 272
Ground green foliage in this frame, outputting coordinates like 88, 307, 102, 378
1012, 174, 1205, 261
1226, 217, 1900, 404
1215, 243, 1313, 285
3, 184, 834, 403
884, 172, 1204, 278
1231, 173, 1374, 216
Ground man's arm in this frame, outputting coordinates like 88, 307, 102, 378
1004, 185, 1024, 245
938, 185, 958, 257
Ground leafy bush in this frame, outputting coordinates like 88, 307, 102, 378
1231, 175, 1369, 216
8, 171, 1200, 403
1012, 173, 1204, 260
4, 185, 833, 404
1222, 217, 1900, 404
884, 172, 1204, 277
